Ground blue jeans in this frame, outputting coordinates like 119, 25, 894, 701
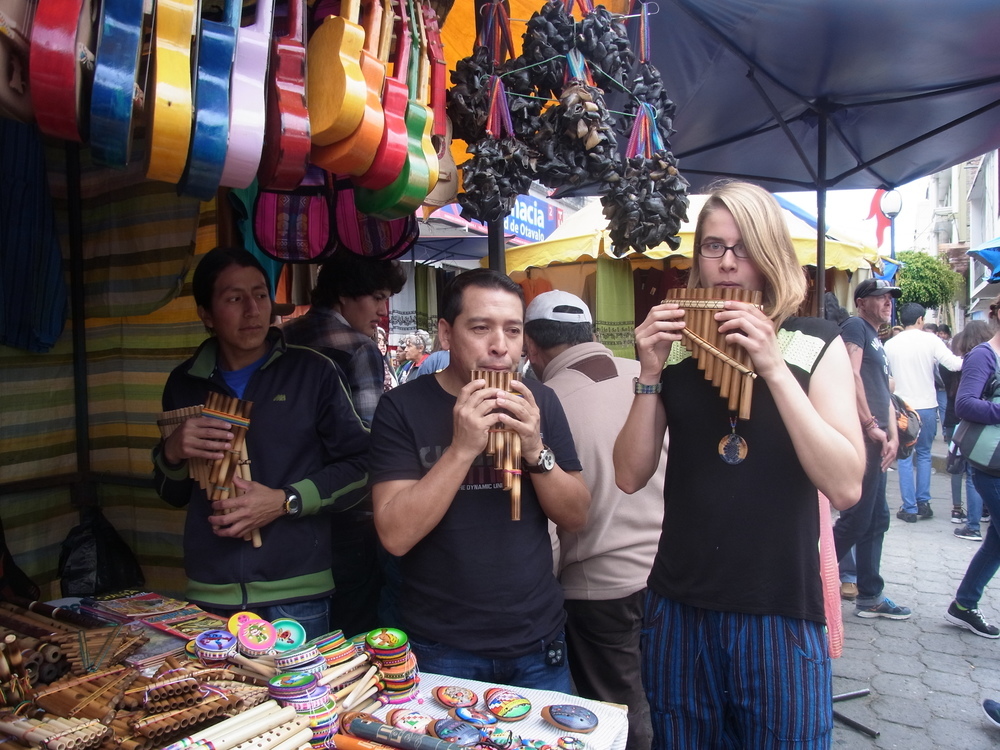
955, 469, 1000, 609
952, 465, 984, 532
641, 592, 832, 749
897, 407, 939, 513
839, 546, 857, 584
833, 441, 890, 605
409, 633, 572, 693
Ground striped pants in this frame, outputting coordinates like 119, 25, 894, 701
641, 591, 832, 750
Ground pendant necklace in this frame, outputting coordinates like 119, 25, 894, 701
718, 415, 748, 465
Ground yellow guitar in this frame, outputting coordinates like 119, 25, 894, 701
146, 0, 196, 184
413, 0, 438, 193
307, 0, 366, 146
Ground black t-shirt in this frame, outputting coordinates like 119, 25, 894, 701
369, 374, 582, 657
840, 316, 891, 426
648, 316, 840, 624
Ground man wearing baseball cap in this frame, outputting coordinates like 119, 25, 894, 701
524, 290, 663, 750
832, 278, 913, 619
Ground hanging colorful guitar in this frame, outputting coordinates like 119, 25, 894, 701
146, 0, 197, 183
257, 0, 311, 190
177, 0, 242, 198
307, 0, 366, 146
219, 0, 277, 189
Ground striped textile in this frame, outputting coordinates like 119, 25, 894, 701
641, 591, 833, 749
45, 133, 200, 318
0, 200, 217, 597
595, 255, 636, 358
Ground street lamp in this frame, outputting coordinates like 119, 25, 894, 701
880, 188, 903, 326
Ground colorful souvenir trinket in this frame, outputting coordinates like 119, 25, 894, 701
237, 618, 277, 655
450, 707, 497, 727
272, 618, 307, 652
430, 718, 482, 747
387, 709, 434, 734
434, 685, 478, 709
484, 688, 532, 721
541, 705, 599, 734
479, 728, 521, 749
227, 610, 260, 634
557, 737, 587, 750
194, 629, 236, 662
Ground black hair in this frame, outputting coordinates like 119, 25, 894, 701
439, 268, 524, 325
311, 250, 407, 307
193, 247, 270, 311
938, 324, 952, 336
524, 320, 594, 349
898, 302, 926, 327
923, 323, 939, 333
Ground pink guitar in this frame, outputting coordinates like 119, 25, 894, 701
219, 0, 276, 188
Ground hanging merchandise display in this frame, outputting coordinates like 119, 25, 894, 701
448, 0, 689, 251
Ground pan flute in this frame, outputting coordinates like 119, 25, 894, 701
472, 370, 522, 521
664, 287, 763, 420
158, 393, 261, 546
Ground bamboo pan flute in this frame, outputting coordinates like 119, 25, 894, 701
158, 393, 261, 547
472, 370, 522, 521
664, 287, 763, 420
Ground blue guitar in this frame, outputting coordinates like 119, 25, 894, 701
89, 0, 145, 166
178, 0, 241, 199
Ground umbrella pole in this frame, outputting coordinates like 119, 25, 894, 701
816, 115, 827, 319
488, 220, 506, 274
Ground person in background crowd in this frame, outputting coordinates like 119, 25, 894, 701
152, 247, 370, 641
946, 321, 991, 535
411, 334, 450, 378
834, 278, 912, 620
524, 290, 663, 750
613, 181, 865, 748
938, 323, 953, 345
945, 295, 1000, 638
282, 249, 406, 427
396, 329, 432, 384
281, 250, 407, 637
376, 327, 398, 391
884, 302, 962, 521
369, 269, 590, 691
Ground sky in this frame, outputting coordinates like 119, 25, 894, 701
776, 177, 932, 256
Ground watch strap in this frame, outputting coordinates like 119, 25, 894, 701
633, 377, 662, 395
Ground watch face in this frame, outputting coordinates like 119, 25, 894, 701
540, 448, 555, 471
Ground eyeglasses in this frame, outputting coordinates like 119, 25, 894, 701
699, 241, 749, 259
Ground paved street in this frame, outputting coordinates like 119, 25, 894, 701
832, 441, 1000, 748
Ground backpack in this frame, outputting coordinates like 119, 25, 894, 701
892, 393, 921, 460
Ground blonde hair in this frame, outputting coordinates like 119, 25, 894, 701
688, 180, 807, 326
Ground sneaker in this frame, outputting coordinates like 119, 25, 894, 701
984, 699, 1000, 729
917, 501, 934, 519
954, 525, 983, 541
946, 600, 1000, 638
952, 506, 967, 524
983, 508, 991, 523
856, 597, 912, 620
840, 582, 858, 601
896, 509, 918, 523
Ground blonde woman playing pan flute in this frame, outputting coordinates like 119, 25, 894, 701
613, 180, 865, 750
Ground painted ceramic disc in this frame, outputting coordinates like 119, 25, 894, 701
272, 618, 307, 652
541, 705, 599, 734
485, 689, 532, 721
450, 707, 498, 727
194, 629, 236, 659
434, 685, 478, 708
430, 719, 482, 746
227, 611, 260, 634
387, 710, 434, 734
365, 627, 408, 650
269, 671, 318, 691
238, 619, 277, 652
557, 737, 588, 750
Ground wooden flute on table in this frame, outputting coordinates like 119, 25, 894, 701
664, 287, 763, 420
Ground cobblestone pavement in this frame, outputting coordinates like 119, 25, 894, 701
832, 442, 1000, 748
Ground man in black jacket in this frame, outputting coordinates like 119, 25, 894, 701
152, 247, 369, 640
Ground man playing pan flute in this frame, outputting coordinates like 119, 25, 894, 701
152, 247, 370, 641
368, 268, 590, 691
614, 181, 865, 749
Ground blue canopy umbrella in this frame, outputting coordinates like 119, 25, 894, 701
968, 237, 1000, 284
